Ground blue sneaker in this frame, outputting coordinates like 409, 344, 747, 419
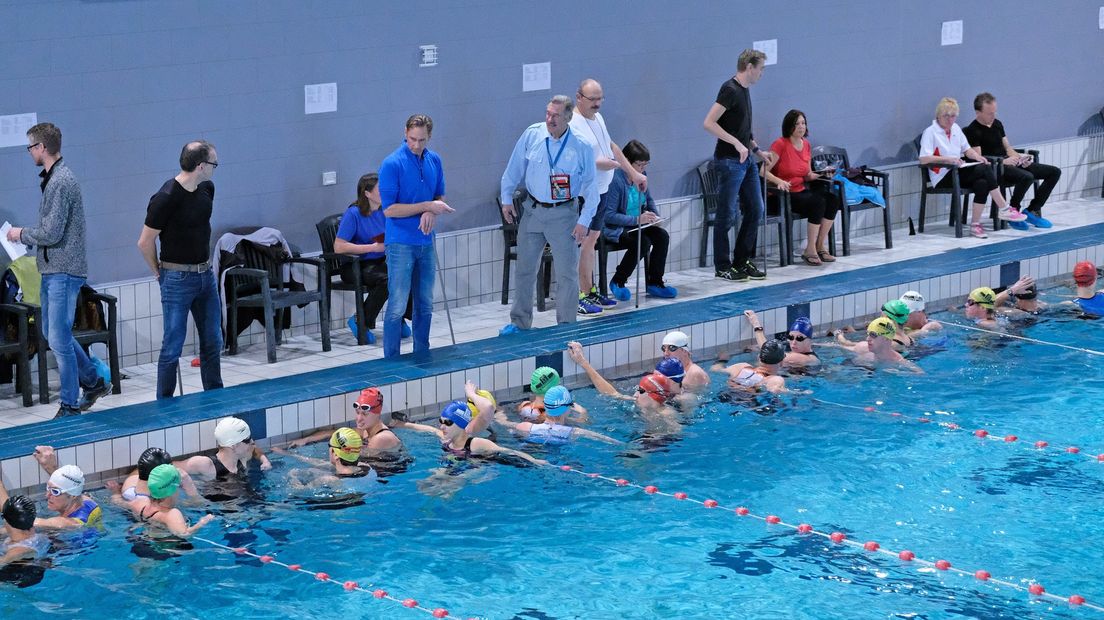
586, 287, 617, 307
400, 319, 412, 338
646, 284, 678, 299
499, 323, 520, 336
577, 295, 603, 315
347, 315, 376, 344
609, 281, 631, 302
1008, 220, 1029, 231
1023, 210, 1052, 228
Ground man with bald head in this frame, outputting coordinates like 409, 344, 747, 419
138, 140, 224, 399
570, 78, 648, 313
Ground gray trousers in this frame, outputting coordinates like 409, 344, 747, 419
510, 203, 579, 328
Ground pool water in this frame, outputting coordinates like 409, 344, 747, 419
1, 293, 1102, 619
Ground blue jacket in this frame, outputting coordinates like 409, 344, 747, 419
601, 169, 656, 242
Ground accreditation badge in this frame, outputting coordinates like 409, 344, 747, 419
549, 174, 571, 201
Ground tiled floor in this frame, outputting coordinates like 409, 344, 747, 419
1, 197, 1101, 430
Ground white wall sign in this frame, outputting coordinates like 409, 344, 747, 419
753, 39, 778, 66
941, 20, 963, 46
304, 83, 338, 115
522, 62, 551, 92
1099, 6, 1103, 29
0, 112, 38, 148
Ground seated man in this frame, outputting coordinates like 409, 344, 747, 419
835, 318, 922, 372
0, 447, 101, 530
711, 341, 788, 394
1072, 261, 1104, 316
494, 386, 621, 445
963, 92, 1062, 229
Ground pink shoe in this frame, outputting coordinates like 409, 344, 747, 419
998, 206, 1027, 222
970, 223, 988, 239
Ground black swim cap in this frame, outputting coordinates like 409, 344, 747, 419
2, 495, 36, 530
1013, 284, 1037, 301
759, 340, 787, 365
137, 447, 172, 481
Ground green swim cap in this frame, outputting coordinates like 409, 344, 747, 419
881, 299, 910, 325
530, 367, 560, 395
147, 464, 180, 499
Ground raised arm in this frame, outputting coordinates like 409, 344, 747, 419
566, 341, 626, 399
463, 380, 495, 437
743, 310, 768, 347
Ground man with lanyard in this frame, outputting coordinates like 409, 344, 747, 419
500, 95, 598, 334
378, 114, 453, 358
137, 140, 224, 399
569, 78, 648, 314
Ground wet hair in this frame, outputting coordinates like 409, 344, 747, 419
973, 92, 996, 112
137, 447, 172, 481
405, 114, 433, 135
2, 495, 36, 530
26, 122, 62, 155
179, 140, 214, 172
781, 109, 808, 139
355, 172, 380, 213
622, 140, 650, 165
737, 49, 767, 72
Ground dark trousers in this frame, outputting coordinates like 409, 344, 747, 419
340, 258, 410, 330
1002, 162, 1061, 213
936, 164, 998, 206
788, 182, 841, 225
607, 226, 670, 287
713, 157, 764, 271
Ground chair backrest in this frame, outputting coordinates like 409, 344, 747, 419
237, 240, 285, 285
696, 160, 719, 217
810, 145, 850, 173
497, 189, 529, 248
315, 213, 344, 276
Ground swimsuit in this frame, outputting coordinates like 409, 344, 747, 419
67, 497, 103, 527
441, 437, 475, 458
525, 422, 575, 445
733, 367, 767, 389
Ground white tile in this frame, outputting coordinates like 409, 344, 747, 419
164, 425, 184, 457
75, 444, 96, 476
280, 405, 298, 437
111, 438, 130, 470
19, 456, 41, 488
94, 441, 113, 473
198, 419, 217, 451
0, 459, 20, 489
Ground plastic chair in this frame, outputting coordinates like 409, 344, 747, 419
315, 213, 373, 346
498, 190, 553, 312
913, 136, 1001, 237
810, 146, 891, 254
696, 160, 786, 271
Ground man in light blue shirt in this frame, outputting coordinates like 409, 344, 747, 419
499, 95, 598, 334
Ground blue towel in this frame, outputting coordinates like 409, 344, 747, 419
832, 171, 886, 208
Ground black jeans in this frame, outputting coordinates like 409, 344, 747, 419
1002, 162, 1061, 213
340, 258, 410, 329
606, 226, 670, 287
787, 182, 841, 225
936, 164, 998, 206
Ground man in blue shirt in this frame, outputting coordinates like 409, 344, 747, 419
378, 114, 453, 358
499, 95, 598, 334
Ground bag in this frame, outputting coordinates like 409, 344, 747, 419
842, 166, 878, 187
74, 284, 106, 332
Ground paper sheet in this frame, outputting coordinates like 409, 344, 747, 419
0, 222, 28, 260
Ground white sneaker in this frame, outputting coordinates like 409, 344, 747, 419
998, 207, 1027, 222
970, 223, 988, 239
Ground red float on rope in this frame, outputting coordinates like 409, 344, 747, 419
288, 564, 302, 571
260, 555, 273, 563
735, 507, 749, 516
616, 479, 628, 486
766, 515, 781, 524
703, 499, 718, 508
560, 465, 571, 471
1067, 447, 1081, 454
373, 589, 388, 599
1071, 595, 1086, 605
233, 547, 248, 554
974, 430, 989, 438
830, 532, 846, 543
1097, 454, 1104, 462
644, 486, 658, 494
344, 581, 358, 591
674, 492, 688, 500
917, 417, 931, 424
1035, 441, 1049, 449
316, 572, 330, 581
797, 523, 813, 533
863, 541, 880, 552
975, 570, 991, 581
432, 610, 449, 618
864, 406, 876, 412
898, 550, 915, 561
1004, 435, 1018, 443
1029, 584, 1046, 595
935, 560, 951, 570
403, 599, 419, 608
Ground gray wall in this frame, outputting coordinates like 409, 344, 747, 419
0, 0, 1101, 283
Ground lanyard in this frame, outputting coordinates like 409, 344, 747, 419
545, 129, 570, 172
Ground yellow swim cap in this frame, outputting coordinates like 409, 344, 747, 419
329, 427, 363, 463
867, 317, 897, 339
968, 287, 996, 309
466, 388, 496, 417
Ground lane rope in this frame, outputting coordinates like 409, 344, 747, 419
940, 320, 1104, 356
552, 465, 1100, 612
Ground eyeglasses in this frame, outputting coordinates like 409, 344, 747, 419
661, 345, 681, 353
439, 418, 454, 426
26, 142, 41, 152
352, 403, 380, 412
204, 161, 219, 168
787, 334, 807, 342
578, 92, 604, 102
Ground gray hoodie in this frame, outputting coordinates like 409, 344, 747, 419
20, 159, 88, 278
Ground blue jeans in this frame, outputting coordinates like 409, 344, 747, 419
384, 243, 434, 358
157, 269, 223, 399
41, 273, 99, 407
713, 157, 765, 271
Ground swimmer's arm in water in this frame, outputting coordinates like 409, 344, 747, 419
0, 544, 35, 567
493, 409, 521, 432
764, 376, 787, 394
471, 438, 548, 466
389, 419, 445, 439
104, 480, 130, 509
898, 358, 924, 374
177, 469, 201, 499
271, 446, 329, 468
160, 509, 215, 538
287, 428, 334, 449
566, 341, 623, 398
34, 514, 85, 530
252, 447, 272, 471
573, 427, 623, 444
568, 403, 590, 424
743, 310, 768, 347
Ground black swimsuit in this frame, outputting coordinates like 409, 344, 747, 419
441, 437, 475, 458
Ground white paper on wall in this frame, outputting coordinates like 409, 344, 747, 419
0, 112, 38, 148
522, 62, 551, 92
753, 39, 778, 65
304, 83, 338, 115
941, 20, 963, 46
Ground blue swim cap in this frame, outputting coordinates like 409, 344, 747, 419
440, 401, 472, 429
655, 357, 685, 384
789, 317, 813, 338
543, 385, 573, 416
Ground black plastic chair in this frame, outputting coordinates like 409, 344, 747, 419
997, 148, 1043, 206
0, 303, 36, 406
762, 162, 838, 266
914, 136, 1002, 237
226, 242, 330, 363
315, 214, 373, 346
29, 290, 121, 405
810, 146, 891, 255
498, 190, 553, 312
696, 160, 786, 271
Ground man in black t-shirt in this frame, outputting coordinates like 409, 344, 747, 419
703, 49, 777, 282
137, 141, 224, 399
963, 92, 1062, 229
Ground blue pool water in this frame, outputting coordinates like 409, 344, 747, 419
1, 293, 1102, 619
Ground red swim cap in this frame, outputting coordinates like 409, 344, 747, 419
637, 372, 674, 404
1073, 261, 1097, 286
356, 387, 383, 411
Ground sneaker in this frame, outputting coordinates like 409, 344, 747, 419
346, 315, 377, 344
1024, 210, 1052, 228
646, 284, 678, 299
970, 223, 988, 239
586, 286, 617, 307
577, 295, 603, 315
740, 260, 767, 280
400, 319, 412, 338
1008, 220, 1029, 231
54, 404, 81, 419
499, 323, 520, 336
609, 281, 631, 302
715, 267, 749, 282
77, 377, 112, 411
997, 206, 1027, 222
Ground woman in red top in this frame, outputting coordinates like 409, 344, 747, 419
765, 109, 841, 265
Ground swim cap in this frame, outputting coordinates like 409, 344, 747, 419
900, 291, 926, 313
1, 495, 36, 530
637, 373, 674, 404
518, 400, 545, 421
329, 427, 363, 464
530, 367, 560, 395
867, 317, 897, 339
356, 387, 383, 411
968, 287, 996, 309
543, 385, 573, 416
137, 447, 172, 481
147, 464, 180, 500
466, 389, 497, 417
1073, 261, 1097, 286
881, 300, 910, 325
214, 417, 251, 447
1012, 283, 1037, 301
759, 340, 786, 365
49, 464, 85, 496
655, 357, 685, 384
440, 401, 472, 429
661, 331, 690, 349
788, 317, 813, 338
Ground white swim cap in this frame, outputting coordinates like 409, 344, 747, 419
900, 291, 925, 313
661, 331, 690, 349
214, 417, 251, 447
49, 464, 85, 496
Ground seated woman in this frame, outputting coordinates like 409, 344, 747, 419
600, 140, 676, 301
335, 172, 412, 344
765, 109, 841, 265
919, 97, 1026, 239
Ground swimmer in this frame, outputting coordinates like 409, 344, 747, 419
288, 387, 403, 457
0, 447, 101, 530
567, 340, 686, 401
712, 340, 788, 394
114, 464, 214, 539
494, 386, 621, 445
108, 447, 200, 506
391, 401, 548, 466
176, 417, 272, 481
660, 331, 711, 388
0, 496, 49, 567
991, 275, 1044, 315
835, 317, 923, 372
632, 372, 680, 421
900, 291, 943, 336
1072, 261, 1104, 316
880, 299, 915, 349
964, 286, 1002, 329
743, 310, 819, 368
276, 428, 378, 489
521, 367, 588, 423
